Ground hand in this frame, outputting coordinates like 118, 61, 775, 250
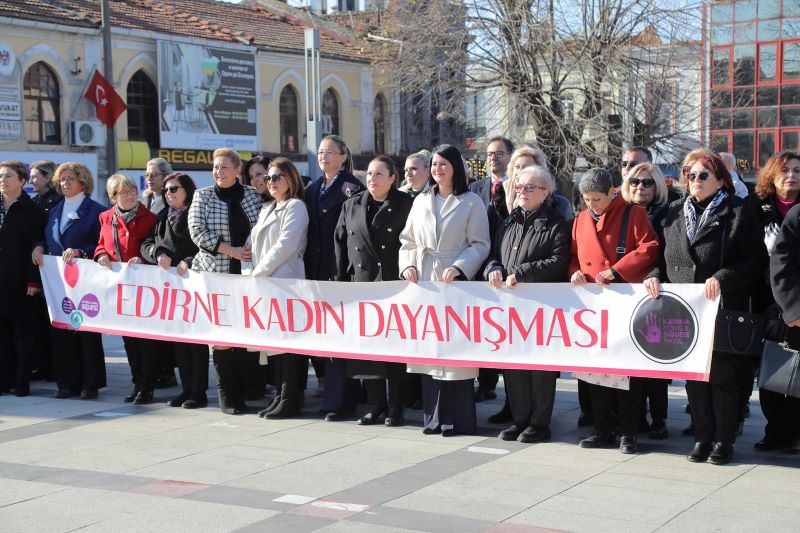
442, 267, 459, 283
788, 319, 800, 328
127, 256, 141, 265
177, 260, 189, 276
643, 277, 661, 300
157, 254, 172, 270
505, 274, 518, 288
488, 270, 503, 288
705, 277, 721, 300
241, 244, 252, 262
97, 254, 112, 268
570, 270, 587, 286
26, 286, 41, 297
595, 269, 615, 286
402, 266, 418, 283
638, 312, 662, 343
32, 246, 45, 267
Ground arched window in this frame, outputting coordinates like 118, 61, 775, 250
279, 85, 299, 153
322, 88, 340, 136
126, 70, 159, 148
373, 93, 386, 154
23, 62, 61, 144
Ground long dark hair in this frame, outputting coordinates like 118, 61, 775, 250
428, 144, 468, 195
161, 172, 197, 207
242, 154, 272, 186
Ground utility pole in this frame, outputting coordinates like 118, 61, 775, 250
304, 29, 321, 178
101, 0, 117, 174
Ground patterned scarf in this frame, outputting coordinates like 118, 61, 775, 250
115, 204, 138, 225
167, 205, 187, 225
318, 170, 344, 200
683, 189, 728, 244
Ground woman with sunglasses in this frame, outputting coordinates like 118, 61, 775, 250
746, 151, 800, 452
140, 172, 208, 409
644, 148, 767, 465
249, 158, 308, 419
620, 163, 672, 440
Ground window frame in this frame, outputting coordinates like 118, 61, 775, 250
23, 61, 61, 145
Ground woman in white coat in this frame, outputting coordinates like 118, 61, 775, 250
399, 144, 491, 436
249, 157, 309, 419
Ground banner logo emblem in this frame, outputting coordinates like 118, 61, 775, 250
630, 293, 698, 364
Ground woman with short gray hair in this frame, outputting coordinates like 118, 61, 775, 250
142, 158, 173, 214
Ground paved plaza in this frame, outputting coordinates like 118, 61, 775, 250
0, 335, 798, 533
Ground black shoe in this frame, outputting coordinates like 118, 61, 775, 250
474, 389, 497, 402
687, 442, 713, 463
499, 424, 524, 441
385, 415, 405, 427
708, 442, 733, 465
325, 411, 343, 422
422, 426, 441, 435
441, 428, 457, 437
80, 388, 98, 400
579, 432, 615, 448
620, 435, 638, 454
488, 403, 512, 424
182, 398, 207, 409
577, 411, 594, 427
265, 400, 300, 419
222, 405, 247, 415
358, 406, 386, 426
649, 421, 669, 440
54, 389, 73, 399
155, 373, 178, 389
133, 390, 154, 405
167, 394, 189, 407
636, 419, 651, 435
124, 388, 139, 403
13, 385, 30, 397
682, 423, 695, 436
518, 425, 551, 444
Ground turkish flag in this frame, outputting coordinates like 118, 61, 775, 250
83, 70, 127, 128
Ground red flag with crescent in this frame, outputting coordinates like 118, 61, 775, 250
83, 70, 127, 128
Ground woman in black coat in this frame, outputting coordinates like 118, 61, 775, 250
335, 155, 414, 426
747, 151, 800, 451
141, 172, 208, 409
305, 134, 366, 421
484, 165, 570, 443
645, 148, 768, 465
0, 160, 45, 397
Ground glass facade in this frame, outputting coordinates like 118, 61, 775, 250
708, 0, 800, 173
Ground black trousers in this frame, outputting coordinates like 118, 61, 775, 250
759, 387, 800, 443
0, 316, 33, 392
641, 378, 669, 423
686, 352, 750, 445
589, 377, 644, 436
578, 378, 592, 413
322, 358, 360, 413
365, 377, 410, 416
421, 376, 477, 434
506, 369, 559, 427
30, 294, 53, 376
213, 347, 256, 409
125, 337, 159, 392
52, 328, 106, 392
174, 342, 209, 401
477, 368, 500, 391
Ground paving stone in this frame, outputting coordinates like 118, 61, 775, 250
350, 505, 495, 533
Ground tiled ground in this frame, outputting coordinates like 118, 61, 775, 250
0, 335, 798, 532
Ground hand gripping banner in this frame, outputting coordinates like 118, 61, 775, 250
40, 256, 718, 381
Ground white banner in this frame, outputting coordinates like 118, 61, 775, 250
40, 256, 718, 381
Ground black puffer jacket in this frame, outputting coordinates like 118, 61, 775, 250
483, 203, 571, 282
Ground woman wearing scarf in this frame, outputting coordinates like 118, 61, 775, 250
645, 148, 767, 465
189, 148, 261, 415
95, 174, 157, 402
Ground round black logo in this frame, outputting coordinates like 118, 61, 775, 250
629, 292, 698, 364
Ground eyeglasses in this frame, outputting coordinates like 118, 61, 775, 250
117, 188, 138, 197
317, 150, 343, 157
621, 160, 640, 169
59, 177, 77, 184
486, 151, 507, 158
162, 185, 183, 194
145, 172, 164, 178
686, 171, 711, 182
514, 183, 548, 192
629, 177, 656, 188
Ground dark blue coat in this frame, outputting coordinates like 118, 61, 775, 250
44, 195, 104, 258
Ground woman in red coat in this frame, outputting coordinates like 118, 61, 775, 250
570, 167, 659, 454
95, 173, 156, 403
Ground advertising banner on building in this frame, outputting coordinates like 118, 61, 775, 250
157, 40, 257, 151
40, 257, 718, 381
0, 41, 21, 140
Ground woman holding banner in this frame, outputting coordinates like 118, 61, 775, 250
189, 148, 261, 415
32, 163, 105, 399
484, 165, 571, 443
399, 144, 491, 437
249, 158, 308, 419
335, 155, 414, 426
644, 148, 767, 465
570, 168, 659, 455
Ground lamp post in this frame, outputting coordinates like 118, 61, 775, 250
101, 0, 117, 174
304, 28, 321, 178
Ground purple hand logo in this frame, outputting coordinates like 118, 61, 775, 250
638, 312, 661, 344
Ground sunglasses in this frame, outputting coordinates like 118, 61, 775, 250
514, 183, 547, 192
686, 171, 711, 182
162, 185, 183, 194
629, 177, 655, 188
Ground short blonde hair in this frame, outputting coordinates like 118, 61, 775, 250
53, 162, 94, 195
213, 148, 242, 168
620, 163, 669, 207
106, 173, 138, 203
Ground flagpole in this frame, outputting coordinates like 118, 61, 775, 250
101, 0, 117, 175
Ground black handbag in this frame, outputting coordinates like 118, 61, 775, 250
712, 224, 766, 356
758, 337, 800, 398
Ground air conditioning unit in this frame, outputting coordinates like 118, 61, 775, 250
70, 121, 106, 147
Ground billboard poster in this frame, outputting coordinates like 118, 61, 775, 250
0, 41, 21, 140
157, 40, 257, 151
